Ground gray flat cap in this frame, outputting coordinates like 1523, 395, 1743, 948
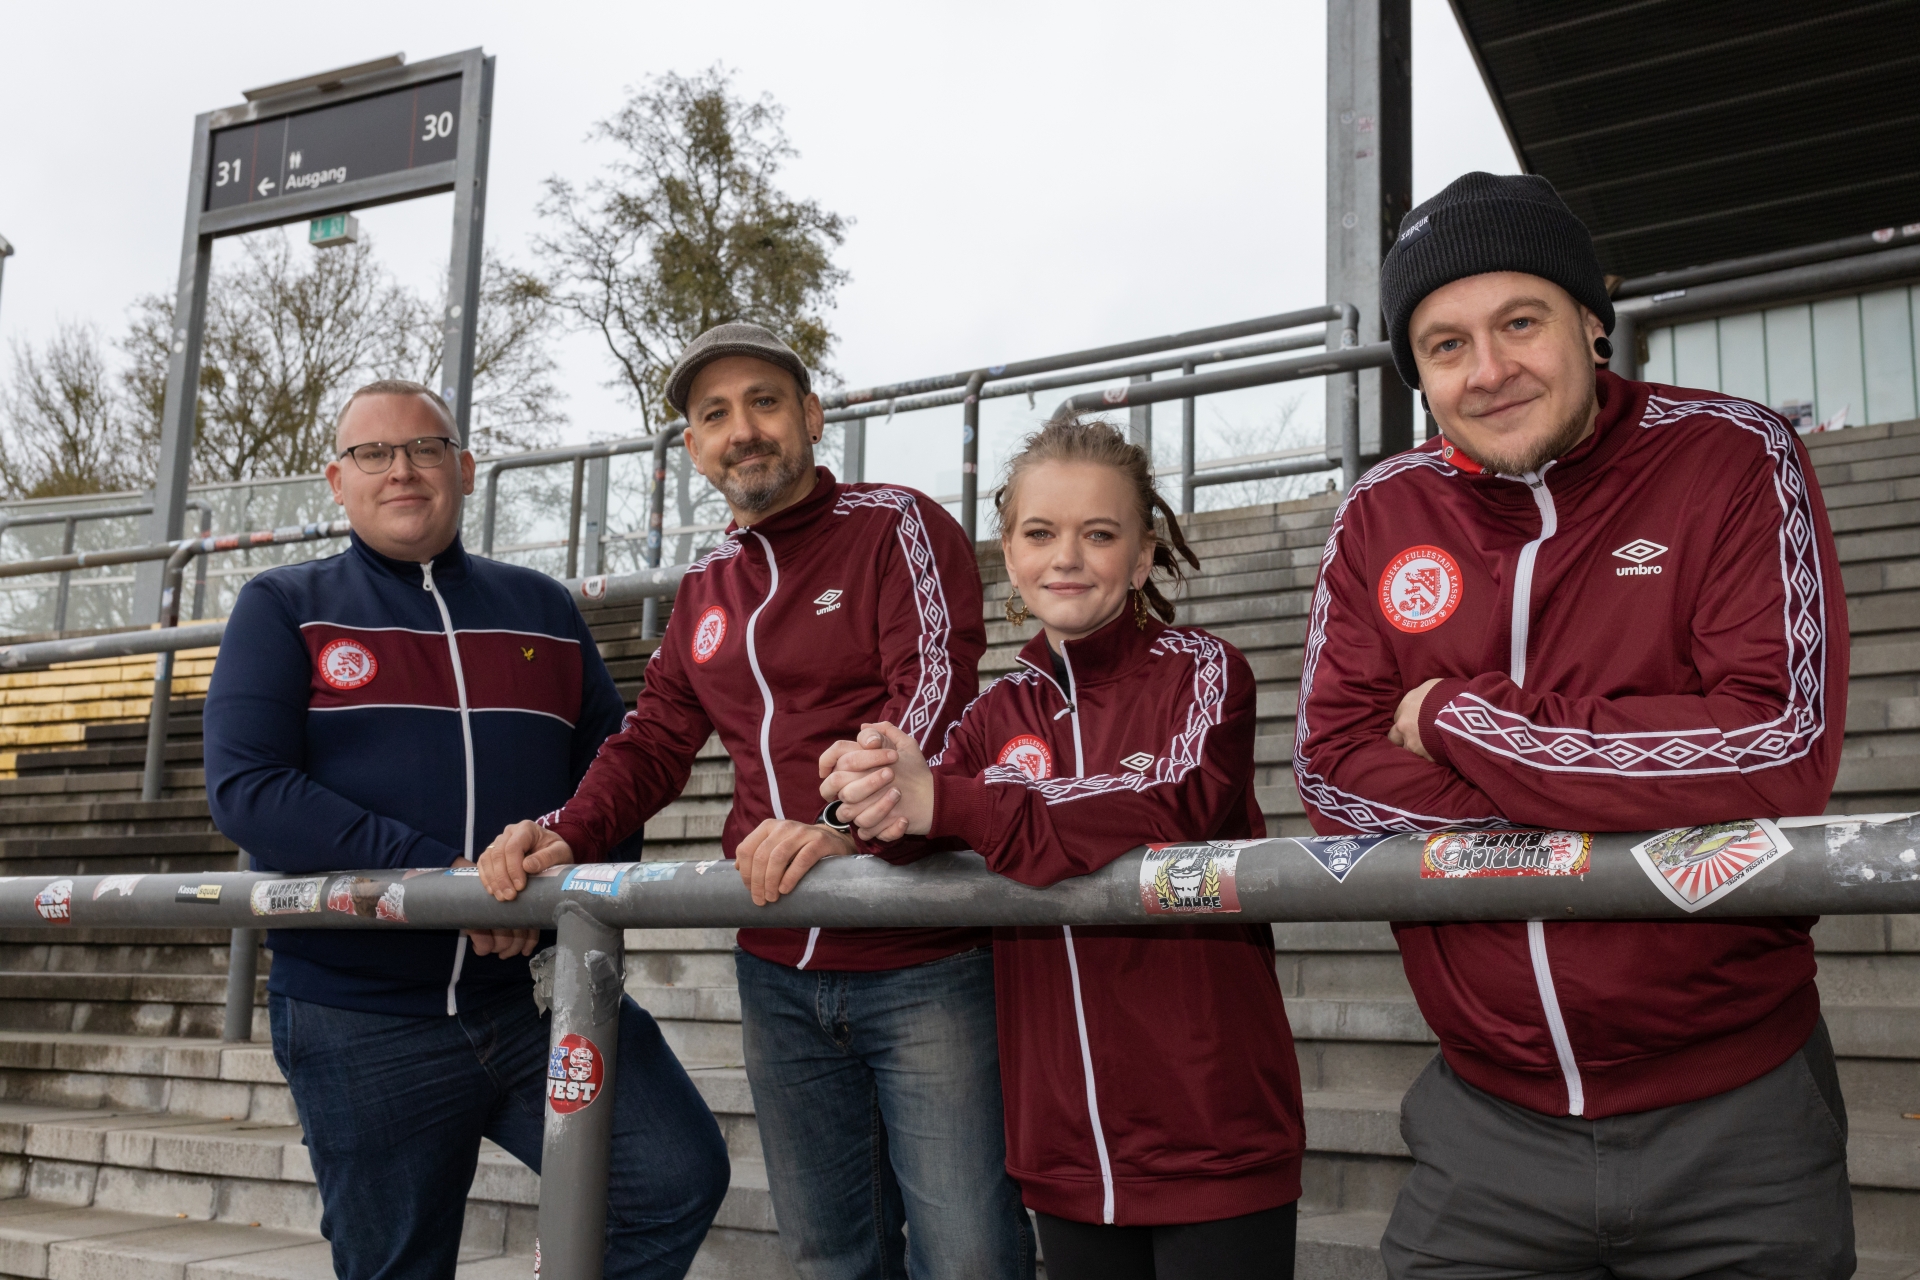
665, 322, 812, 416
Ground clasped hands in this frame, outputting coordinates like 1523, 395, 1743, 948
1387, 677, 1443, 762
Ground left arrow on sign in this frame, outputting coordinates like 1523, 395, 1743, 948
257, 178, 276, 197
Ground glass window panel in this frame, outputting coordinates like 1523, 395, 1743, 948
1673, 319, 1721, 390
1764, 305, 1816, 427
1861, 288, 1917, 426
1644, 326, 1675, 385
1717, 312, 1769, 406
1811, 296, 1866, 429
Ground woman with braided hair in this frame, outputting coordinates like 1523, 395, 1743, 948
814, 415, 1305, 1279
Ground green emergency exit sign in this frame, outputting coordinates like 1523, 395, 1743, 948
309, 214, 359, 248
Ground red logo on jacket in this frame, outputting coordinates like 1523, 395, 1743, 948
1379, 546, 1463, 633
996, 734, 1053, 781
317, 638, 379, 689
691, 606, 728, 664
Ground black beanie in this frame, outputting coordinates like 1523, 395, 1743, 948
1380, 172, 1614, 389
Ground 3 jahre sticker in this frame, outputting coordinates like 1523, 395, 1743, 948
1630, 819, 1791, 912
1421, 830, 1591, 878
1140, 844, 1243, 913
547, 1033, 606, 1113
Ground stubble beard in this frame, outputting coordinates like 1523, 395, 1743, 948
718, 437, 815, 513
1457, 384, 1598, 478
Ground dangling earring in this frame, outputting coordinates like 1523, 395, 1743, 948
1132, 587, 1151, 630
1005, 590, 1030, 626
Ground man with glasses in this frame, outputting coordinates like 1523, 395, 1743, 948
204, 379, 729, 1280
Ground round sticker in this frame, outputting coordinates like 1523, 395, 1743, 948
1378, 545, 1464, 634
691, 606, 728, 664
317, 638, 378, 690
996, 734, 1053, 781
546, 1033, 606, 1113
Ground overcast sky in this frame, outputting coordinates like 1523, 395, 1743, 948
0, 0, 1515, 501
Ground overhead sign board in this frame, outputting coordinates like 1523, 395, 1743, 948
207, 76, 462, 212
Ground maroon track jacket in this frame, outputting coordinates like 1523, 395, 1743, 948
879, 613, 1305, 1225
1294, 371, 1848, 1118
545, 467, 989, 971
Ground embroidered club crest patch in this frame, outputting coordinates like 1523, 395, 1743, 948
996, 734, 1053, 781
1379, 545, 1463, 633
1294, 833, 1394, 883
691, 606, 728, 664
1631, 819, 1791, 912
1140, 844, 1243, 914
317, 638, 378, 690
1421, 829, 1591, 878
547, 1033, 606, 1113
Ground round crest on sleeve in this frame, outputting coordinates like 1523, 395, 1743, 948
1378, 546, 1464, 634
996, 734, 1053, 781
691, 606, 728, 665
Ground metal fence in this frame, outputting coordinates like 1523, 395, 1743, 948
4, 812, 1915, 1279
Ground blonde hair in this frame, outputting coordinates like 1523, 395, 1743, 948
992, 414, 1200, 623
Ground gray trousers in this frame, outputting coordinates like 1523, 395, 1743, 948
1381, 1021, 1854, 1280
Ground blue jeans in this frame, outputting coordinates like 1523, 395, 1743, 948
736, 945, 1035, 1280
270, 988, 729, 1280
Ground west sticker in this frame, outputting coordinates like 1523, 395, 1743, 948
1140, 844, 1243, 914
547, 1033, 606, 1113
995, 734, 1053, 782
1421, 830, 1591, 878
35, 878, 73, 924
249, 877, 326, 917
562, 863, 633, 896
176, 883, 224, 903
1294, 834, 1394, 883
92, 874, 146, 900
1631, 819, 1791, 912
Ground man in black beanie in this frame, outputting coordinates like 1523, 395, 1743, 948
1293, 172, 1855, 1278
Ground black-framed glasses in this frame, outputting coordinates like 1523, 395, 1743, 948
339, 436, 457, 474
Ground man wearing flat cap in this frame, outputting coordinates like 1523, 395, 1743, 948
479, 324, 1034, 1279
1295, 173, 1854, 1277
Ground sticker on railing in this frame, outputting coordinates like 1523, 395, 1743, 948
326, 875, 381, 917
92, 874, 146, 900
1819, 813, 1920, 886
1421, 830, 1591, 879
1293, 834, 1394, 883
1630, 819, 1791, 912
35, 878, 73, 924
445, 866, 480, 877
375, 883, 408, 923
581, 575, 608, 600
562, 863, 631, 897
250, 877, 326, 916
175, 883, 224, 903
1140, 843, 1248, 914
547, 1033, 606, 1113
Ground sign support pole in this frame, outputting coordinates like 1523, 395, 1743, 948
441, 52, 494, 447
136, 116, 216, 623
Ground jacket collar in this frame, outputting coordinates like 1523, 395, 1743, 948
725, 466, 840, 544
1436, 369, 1650, 497
1016, 606, 1162, 694
349, 530, 473, 588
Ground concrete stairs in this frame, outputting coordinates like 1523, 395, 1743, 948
0, 419, 1915, 1277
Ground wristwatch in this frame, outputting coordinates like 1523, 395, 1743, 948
818, 801, 852, 833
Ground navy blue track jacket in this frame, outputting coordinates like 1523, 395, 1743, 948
204, 533, 633, 1016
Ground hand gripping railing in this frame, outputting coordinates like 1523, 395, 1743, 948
7, 812, 1915, 1279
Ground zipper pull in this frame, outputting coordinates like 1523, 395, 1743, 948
1052, 705, 1073, 721
421, 560, 435, 593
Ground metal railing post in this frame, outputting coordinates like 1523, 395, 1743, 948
960, 372, 986, 543
223, 850, 259, 1043
1128, 375, 1152, 454
582, 456, 610, 578
566, 457, 586, 580
1337, 305, 1361, 491
844, 413, 866, 483
1180, 360, 1197, 515
535, 901, 625, 1280
189, 503, 213, 621
482, 465, 503, 556
53, 517, 77, 634
141, 540, 200, 802
641, 430, 670, 640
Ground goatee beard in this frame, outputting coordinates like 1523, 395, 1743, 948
719, 439, 814, 513
1457, 388, 1598, 477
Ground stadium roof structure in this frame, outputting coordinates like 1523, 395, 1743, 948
1448, 0, 1920, 280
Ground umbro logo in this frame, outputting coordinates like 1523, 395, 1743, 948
1612, 539, 1667, 577
814, 589, 844, 615
1119, 751, 1155, 773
